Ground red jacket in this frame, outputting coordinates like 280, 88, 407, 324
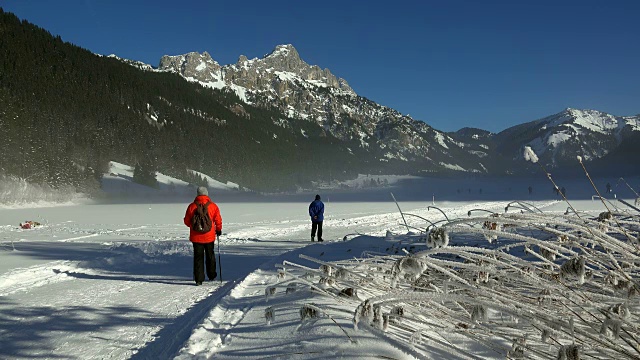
184, 195, 222, 243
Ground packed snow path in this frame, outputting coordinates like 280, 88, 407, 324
0, 200, 565, 359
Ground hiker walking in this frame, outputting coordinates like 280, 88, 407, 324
184, 186, 222, 286
309, 194, 324, 242
606, 182, 612, 193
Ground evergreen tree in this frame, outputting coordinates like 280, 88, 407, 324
133, 156, 158, 188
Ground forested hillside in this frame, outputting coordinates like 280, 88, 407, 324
0, 9, 377, 192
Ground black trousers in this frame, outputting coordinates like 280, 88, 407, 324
193, 242, 217, 283
311, 221, 323, 240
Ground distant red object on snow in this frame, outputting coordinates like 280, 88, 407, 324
20, 220, 41, 229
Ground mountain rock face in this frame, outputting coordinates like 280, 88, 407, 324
159, 51, 223, 84
156, 44, 492, 174
131, 45, 638, 175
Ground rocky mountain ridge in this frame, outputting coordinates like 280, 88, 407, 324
155, 44, 491, 174
122, 44, 638, 174
494, 108, 640, 166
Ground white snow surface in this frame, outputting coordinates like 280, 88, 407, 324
434, 132, 449, 149
439, 162, 467, 172
523, 146, 539, 163
0, 200, 447, 359
2, 177, 639, 359
568, 108, 618, 134
187, 170, 239, 190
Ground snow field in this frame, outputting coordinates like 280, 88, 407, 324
175, 198, 639, 359
1, 198, 638, 359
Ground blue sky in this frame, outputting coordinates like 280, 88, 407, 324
3, 0, 639, 132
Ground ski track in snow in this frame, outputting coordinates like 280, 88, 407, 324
0, 200, 561, 359
0, 260, 79, 296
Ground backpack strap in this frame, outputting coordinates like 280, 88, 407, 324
194, 201, 212, 208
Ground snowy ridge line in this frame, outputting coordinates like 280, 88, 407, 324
174, 273, 261, 359
0, 260, 82, 296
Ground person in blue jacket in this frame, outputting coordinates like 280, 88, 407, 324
309, 194, 324, 242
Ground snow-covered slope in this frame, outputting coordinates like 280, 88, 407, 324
3, 196, 638, 359
101, 161, 240, 195
495, 108, 640, 166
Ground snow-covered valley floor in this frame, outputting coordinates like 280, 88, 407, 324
1, 197, 638, 359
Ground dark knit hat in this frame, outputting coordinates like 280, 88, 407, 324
197, 186, 208, 196
315, 194, 321, 200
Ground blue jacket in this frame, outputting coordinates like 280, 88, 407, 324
309, 200, 324, 222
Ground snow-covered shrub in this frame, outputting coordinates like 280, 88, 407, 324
600, 318, 622, 338
382, 313, 390, 332
339, 287, 357, 298
409, 330, 423, 346
597, 211, 613, 222
540, 326, 558, 344
320, 264, 333, 276
372, 305, 383, 329
597, 211, 613, 231
560, 257, 586, 284
482, 220, 501, 243
557, 344, 580, 360
391, 306, 404, 317
471, 305, 487, 324
265, 307, 275, 325
603, 272, 630, 292
412, 274, 432, 291
353, 300, 373, 330
537, 289, 552, 306
299, 305, 319, 321
286, 285, 297, 294
318, 276, 336, 288
476, 271, 489, 284
539, 246, 556, 261
285, 205, 640, 359
427, 227, 449, 248
606, 303, 630, 319
265, 286, 277, 300
393, 256, 427, 284
334, 268, 348, 280
507, 337, 526, 359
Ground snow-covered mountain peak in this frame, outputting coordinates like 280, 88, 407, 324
265, 44, 299, 59
158, 51, 223, 85
546, 108, 621, 134
501, 108, 640, 166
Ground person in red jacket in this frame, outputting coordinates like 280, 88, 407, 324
184, 186, 222, 286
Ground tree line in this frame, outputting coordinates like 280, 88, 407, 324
0, 8, 396, 193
